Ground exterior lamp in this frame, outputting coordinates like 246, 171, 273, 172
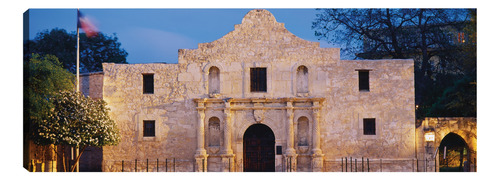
424, 132, 435, 142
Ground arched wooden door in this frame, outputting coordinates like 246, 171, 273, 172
243, 124, 275, 172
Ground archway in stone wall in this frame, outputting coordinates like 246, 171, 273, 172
243, 124, 275, 172
438, 133, 470, 172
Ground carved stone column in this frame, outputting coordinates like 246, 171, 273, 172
222, 100, 234, 172
285, 101, 297, 171
195, 100, 208, 172
311, 101, 324, 172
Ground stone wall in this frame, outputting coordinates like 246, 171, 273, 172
415, 117, 477, 172
79, 72, 103, 99
102, 63, 199, 172
101, 9, 415, 172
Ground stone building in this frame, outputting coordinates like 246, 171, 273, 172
97, 9, 416, 172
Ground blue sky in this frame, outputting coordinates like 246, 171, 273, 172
28, 9, 339, 64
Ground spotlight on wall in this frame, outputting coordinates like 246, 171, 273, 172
425, 132, 435, 142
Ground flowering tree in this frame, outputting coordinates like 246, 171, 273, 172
33, 91, 120, 172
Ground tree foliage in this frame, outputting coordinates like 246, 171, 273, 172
313, 8, 476, 118
26, 28, 128, 73
33, 91, 120, 147
24, 54, 75, 131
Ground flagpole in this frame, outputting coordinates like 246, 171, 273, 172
74, 8, 80, 172
76, 8, 80, 93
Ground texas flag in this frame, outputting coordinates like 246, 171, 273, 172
78, 10, 99, 38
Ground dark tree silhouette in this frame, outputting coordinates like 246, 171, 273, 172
26, 28, 128, 73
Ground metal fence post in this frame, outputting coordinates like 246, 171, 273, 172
166, 159, 168, 172
157, 158, 159, 172
341, 158, 343, 172
435, 158, 437, 172
147, 159, 149, 172
355, 159, 357, 172
367, 158, 370, 172
122, 160, 124, 172
425, 158, 427, 172
345, 157, 348, 172
350, 157, 352, 172
173, 158, 176, 172
135, 159, 137, 172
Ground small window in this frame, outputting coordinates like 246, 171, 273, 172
143, 120, 155, 137
358, 70, 370, 91
363, 118, 376, 135
276, 146, 282, 155
143, 74, 154, 94
250, 68, 267, 92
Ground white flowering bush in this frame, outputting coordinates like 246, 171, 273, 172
32, 91, 120, 171
34, 91, 120, 147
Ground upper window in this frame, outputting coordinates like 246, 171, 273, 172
143, 120, 155, 137
250, 68, 267, 92
358, 70, 370, 91
143, 74, 154, 94
363, 118, 376, 135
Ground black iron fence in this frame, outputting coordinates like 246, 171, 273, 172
323, 157, 449, 172
116, 158, 192, 172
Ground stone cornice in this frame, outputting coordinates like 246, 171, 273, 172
193, 97, 325, 104
193, 97, 325, 111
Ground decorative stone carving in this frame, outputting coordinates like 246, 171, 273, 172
253, 109, 265, 123
298, 145, 309, 154
207, 146, 220, 154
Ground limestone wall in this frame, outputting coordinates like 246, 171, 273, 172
102, 63, 200, 172
321, 59, 415, 159
101, 9, 416, 172
79, 72, 103, 99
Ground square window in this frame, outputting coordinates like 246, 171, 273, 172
358, 70, 370, 91
363, 118, 376, 135
143, 74, 154, 94
276, 146, 282, 155
143, 120, 155, 137
250, 68, 267, 92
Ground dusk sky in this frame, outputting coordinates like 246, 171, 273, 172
28, 9, 339, 64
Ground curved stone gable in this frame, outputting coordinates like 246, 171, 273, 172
179, 9, 340, 64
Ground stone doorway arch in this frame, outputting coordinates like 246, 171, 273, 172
417, 117, 476, 172
438, 133, 470, 172
243, 124, 275, 172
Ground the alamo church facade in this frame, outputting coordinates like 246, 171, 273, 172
92, 9, 415, 172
